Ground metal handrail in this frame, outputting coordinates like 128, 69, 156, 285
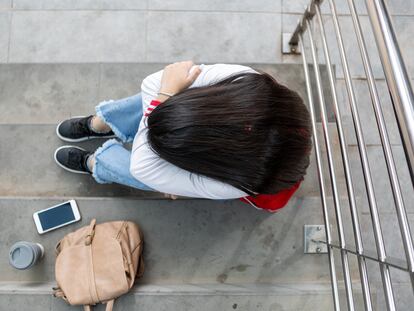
365, 0, 414, 184
348, 0, 414, 292
325, 0, 396, 309
305, 16, 355, 310
313, 3, 373, 309
288, 0, 414, 310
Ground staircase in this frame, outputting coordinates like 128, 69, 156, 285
0, 64, 412, 311
1, 0, 414, 309
0, 63, 339, 310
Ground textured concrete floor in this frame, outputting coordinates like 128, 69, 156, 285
0, 0, 412, 66
0, 197, 328, 284
0, 62, 334, 198
0, 0, 414, 310
0, 283, 341, 311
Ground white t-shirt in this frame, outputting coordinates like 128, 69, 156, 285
130, 63, 258, 199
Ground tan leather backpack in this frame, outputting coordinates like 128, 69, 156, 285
53, 219, 144, 311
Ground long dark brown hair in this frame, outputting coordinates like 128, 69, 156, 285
147, 71, 312, 195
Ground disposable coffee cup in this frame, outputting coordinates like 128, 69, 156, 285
9, 241, 45, 270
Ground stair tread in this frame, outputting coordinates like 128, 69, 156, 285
0, 61, 335, 198
0, 63, 318, 124
0, 281, 335, 294
0, 197, 329, 284
0, 124, 164, 197
0, 285, 338, 311
0, 123, 334, 197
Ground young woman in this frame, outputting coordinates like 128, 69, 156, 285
54, 61, 312, 212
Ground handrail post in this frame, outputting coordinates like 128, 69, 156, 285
288, 0, 319, 48
365, 0, 414, 184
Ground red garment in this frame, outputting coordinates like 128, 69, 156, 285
240, 180, 302, 213
144, 99, 162, 117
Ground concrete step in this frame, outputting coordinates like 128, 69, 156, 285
0, 282, 341, 311
6, 196, 410, 310
0, 62, 335, 198
4, 108, 407, 206
0, 63, 333, 125
0, 123, 332, 198
0, 197, 328, 284
7, 120, 394, 203
0, 124, 162, 198
5, 281, 410, 311
5, 62, 411, 309
1, 197, 412, 309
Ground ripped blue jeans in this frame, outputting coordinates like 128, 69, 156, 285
92, 93, 153, 191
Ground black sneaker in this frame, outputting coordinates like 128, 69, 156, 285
56, 115, 115, 142
54, 146, 92, 174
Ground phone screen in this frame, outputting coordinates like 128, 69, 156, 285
38, 202, 75, 230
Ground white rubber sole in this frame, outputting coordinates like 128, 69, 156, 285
54, 145, 90, 175
56, 116, 116, 142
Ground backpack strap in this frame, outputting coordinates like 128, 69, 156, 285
105, 299, 114, 311
85, 219, 97, 246
83, 299, 115, 311
52, 287, 68, 303
84, 219, 100, 304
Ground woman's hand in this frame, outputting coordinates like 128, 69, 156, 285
159, 61, 201, 96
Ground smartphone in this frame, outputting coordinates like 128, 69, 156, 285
33, 200, 81, 234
